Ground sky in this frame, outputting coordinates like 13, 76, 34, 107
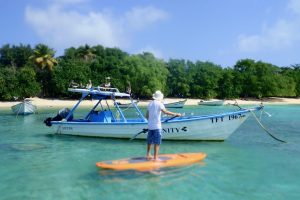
1, 0, 300, 67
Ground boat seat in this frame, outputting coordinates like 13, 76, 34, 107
89, 110, 113, 122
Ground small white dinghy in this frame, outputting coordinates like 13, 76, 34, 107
116, 101, 139, 108
198, 99, 224, 106
164, 99, 187, 108
11, 99, 37, 115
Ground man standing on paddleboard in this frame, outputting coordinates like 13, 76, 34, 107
146, 90, 181, 161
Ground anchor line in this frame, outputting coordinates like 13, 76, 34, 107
249, 110, 286, 143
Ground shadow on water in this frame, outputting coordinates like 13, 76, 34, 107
0, 143, 48, 152
43, 133, 145, 145
42, 133, 232, 157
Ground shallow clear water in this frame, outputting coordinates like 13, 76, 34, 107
0, 105, 300, 200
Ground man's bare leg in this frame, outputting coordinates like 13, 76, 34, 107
154, 144, 160, 161
146, 144, 152, 160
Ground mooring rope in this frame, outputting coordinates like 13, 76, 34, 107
229, 100, 286, 143
250, 110, 286, 143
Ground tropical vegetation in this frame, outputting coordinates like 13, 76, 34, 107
0, 43, 299, 101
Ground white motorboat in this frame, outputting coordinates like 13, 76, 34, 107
44, 88, 262, 141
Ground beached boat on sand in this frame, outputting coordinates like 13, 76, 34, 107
116, 100, 139, 108
198, 99, 224, 106
164, 99, 187, 108
11, 99, 37, 115
44, 87, 263, 141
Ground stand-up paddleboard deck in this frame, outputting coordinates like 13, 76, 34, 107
96, 152, 206, 171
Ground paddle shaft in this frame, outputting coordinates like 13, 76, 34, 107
130, 116, 178, 140
163, 115, 178, 123
130, 129, 148, 140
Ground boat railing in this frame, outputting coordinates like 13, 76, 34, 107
96, 86, 120, 93
66, 84, 147, 123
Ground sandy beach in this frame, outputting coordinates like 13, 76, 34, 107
1, 97, 299, 109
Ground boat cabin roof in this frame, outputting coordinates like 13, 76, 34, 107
68, 87, 130, 99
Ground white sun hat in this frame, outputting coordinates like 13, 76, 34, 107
152, 90, 164, 100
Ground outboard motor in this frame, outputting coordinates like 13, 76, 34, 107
44, 108, 73, 126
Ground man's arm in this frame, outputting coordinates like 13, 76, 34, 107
162, 109, 181, 117
146, 110, 149, 119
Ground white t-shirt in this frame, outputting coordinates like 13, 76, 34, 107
147, 100, 166, 130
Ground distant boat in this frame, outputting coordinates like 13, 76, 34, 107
164, 99, 187, 108
198, 99, 224, 106
116, 101, 139, 108
11, 99, 37, 115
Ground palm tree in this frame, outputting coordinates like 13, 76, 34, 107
29, 44, 58, 97
77, 44, 96, 62
30, 44, 58, 70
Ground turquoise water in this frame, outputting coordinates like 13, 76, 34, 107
0, 105, 300, 200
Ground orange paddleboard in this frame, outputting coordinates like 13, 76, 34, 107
96, 152, 206, 171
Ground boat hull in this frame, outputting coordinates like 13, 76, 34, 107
49, 108, 259, 141
164, 100, 187, 108
117, 101, 138, 108
11, 101, 37, 115
198, 100, 224, 106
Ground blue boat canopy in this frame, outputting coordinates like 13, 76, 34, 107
68, 87, 130, 100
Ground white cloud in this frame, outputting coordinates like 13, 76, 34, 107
25, 5, 124, 49
238, 19, 299, 52
125, 6, 169, 30
287, 0, 300, 15
237, 0, 300, 52
25, 3, 168, 52
51, 0, 89, 6
136, 46, 164, 59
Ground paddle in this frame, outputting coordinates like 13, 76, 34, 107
130, 128, 148, 140
130, 115, 179, 140
163, 115, 178, 123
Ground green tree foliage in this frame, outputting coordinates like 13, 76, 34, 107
280, 64, 300, 97
218, 68, 238, 98
29, 44, 58, 97
234, 59, 296, 98
30, 44, 58, 71
292, 65, 300, 96
0, 67, 19, 100
189, 61, 223, 99
52, 59, 92, 97
77, 44, 97, 62
17, 67, 41, 98
90, 47, 128, 89
0, 44, 299, 100
0, 44, 33, 68
123, 52, 169, 98
167, 59, 190, 97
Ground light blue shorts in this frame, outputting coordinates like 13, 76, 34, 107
147, 129, 162, 145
